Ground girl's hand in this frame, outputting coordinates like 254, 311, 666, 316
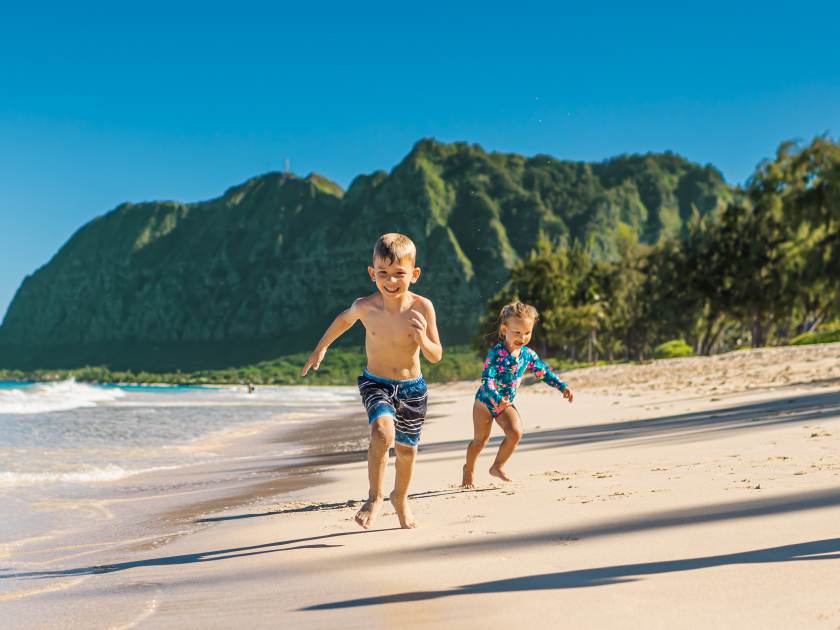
408, 309, 428, 344
301, 347, 327, 376
563, 388, 574, 403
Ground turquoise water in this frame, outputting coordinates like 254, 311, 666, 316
0, 380, 357, 483
0, 380, 35, 388
0, 380, 210, 391
98, 382, 216, 392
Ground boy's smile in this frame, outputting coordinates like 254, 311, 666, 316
368, 257, 420, 299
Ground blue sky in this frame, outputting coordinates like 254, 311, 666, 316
1, 1, 838, 320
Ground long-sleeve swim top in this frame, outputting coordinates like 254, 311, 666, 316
476, 342, 567, 408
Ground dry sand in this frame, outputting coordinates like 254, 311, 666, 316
5, 344, 840, 629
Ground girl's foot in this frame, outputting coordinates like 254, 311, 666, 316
461, 464, 476, 489
389, 491, 417, 529
489, 465, 513, 482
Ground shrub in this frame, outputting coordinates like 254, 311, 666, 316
653, 339, 693, 359
790, 329, 840, 346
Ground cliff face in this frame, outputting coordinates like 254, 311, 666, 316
0, 140, 731, 370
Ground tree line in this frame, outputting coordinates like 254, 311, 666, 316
480, 137, 840, 361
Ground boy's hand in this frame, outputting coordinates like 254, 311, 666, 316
301, 347, 327, 377
408, 309, 428, 343
562, 388, 574, 403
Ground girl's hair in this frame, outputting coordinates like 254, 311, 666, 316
497, 301, 539, 338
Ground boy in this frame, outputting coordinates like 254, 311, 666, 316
301, 233, 443, 529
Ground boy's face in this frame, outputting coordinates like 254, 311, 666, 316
368, 256, 420, 298
500, 317, 534, 349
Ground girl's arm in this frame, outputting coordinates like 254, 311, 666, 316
479, 346, 506, 407
526, 349, 568, 392
301, 300, 361, 376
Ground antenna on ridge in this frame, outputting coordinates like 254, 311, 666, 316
284, 158, 290, 179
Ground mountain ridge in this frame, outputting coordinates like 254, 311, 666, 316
0, 139, 733, 370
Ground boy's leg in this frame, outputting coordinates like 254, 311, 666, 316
462, 400, 494, 488
355, 415, 395, 529
489, 405, 524, 482
390, 442, 417, 529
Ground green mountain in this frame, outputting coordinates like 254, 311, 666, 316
0, 139, 732, 370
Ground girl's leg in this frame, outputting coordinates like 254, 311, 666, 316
462, 400, 494, 488
489, 405, 524, 482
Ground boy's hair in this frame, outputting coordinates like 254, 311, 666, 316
498, 301, 539, 337
373, 233, 416, 266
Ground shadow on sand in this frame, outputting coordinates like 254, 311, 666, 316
9, 486, 840, 585
302, 537, 840, 609
2, 529, 400, 580
351, 486, 840, 562
299, 390, 840, 466
195, 487, 501, 523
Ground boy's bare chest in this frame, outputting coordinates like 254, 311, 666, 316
362, 310, 416, 345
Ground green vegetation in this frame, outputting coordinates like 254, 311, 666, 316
653, 340, 694, 359
1, 136, 837, 374
790, 322, 840, 346
0, 140, 729, 371
0, 346, 484, 386
477, 137, 840, 360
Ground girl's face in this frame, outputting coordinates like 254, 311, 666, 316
500, 316, 534, 351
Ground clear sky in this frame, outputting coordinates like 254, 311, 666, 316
1, 1, 838, 320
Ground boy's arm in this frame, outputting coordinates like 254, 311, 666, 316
526, 349, 573, 401
409, 300, 443, 363
301, 300, 362, 376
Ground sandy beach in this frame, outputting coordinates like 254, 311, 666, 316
4, 343, 840, 629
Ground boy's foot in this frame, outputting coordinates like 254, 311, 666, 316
354, 497, 384, 529
388, 491, 417, 529
461, 464, 476, 489
489, 465, 513, 482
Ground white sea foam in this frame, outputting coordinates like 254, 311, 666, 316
0, 463, 182, 487
0, 380, 125, 415
108, 386, 357, 408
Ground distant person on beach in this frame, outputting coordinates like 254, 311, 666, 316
462, 302, 573, 488
301, 233, 443, 529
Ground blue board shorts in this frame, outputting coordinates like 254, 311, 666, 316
357, 369, 428, 447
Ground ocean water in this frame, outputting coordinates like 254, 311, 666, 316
0, 380, 356, 484
0, 380, 358, 583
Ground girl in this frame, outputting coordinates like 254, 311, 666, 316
461, 301, 573, 487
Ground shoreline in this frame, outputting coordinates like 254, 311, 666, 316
1, 399, 369, 601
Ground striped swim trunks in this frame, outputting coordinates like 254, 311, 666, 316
357, 369, 428, 447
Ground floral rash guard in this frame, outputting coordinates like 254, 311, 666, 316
475, 342, 567, 416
